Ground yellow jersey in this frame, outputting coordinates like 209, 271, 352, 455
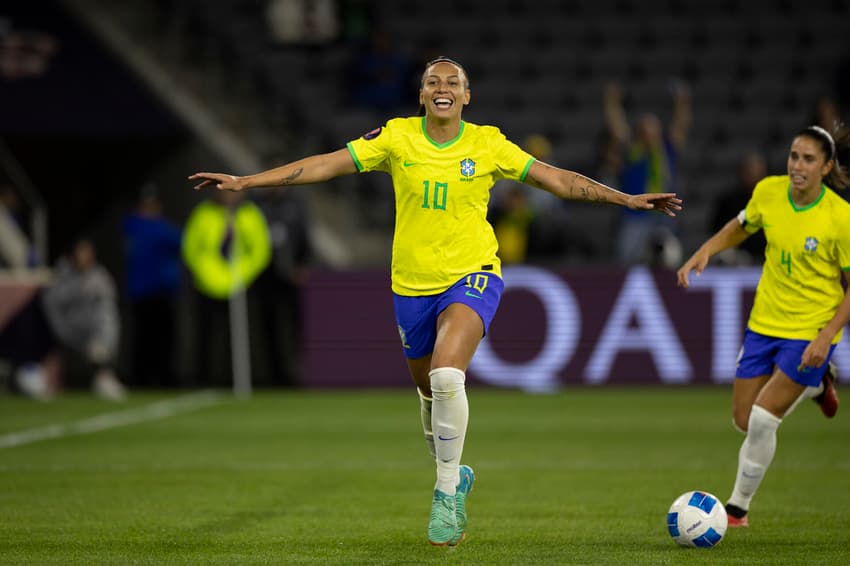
347, 117, 535, 295
742, 175, 850, 342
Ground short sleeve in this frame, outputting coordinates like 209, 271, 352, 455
742, 180, 765, 234
488, 128, 535, 182
347, 123, 392, 173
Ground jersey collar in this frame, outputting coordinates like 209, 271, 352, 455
787, 182, 826, 212
421, 117, 465, 149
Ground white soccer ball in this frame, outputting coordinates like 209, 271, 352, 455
666, 490, 728, 548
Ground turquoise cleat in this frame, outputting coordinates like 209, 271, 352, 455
450, 465, 475, 546
428, 489, 458, 546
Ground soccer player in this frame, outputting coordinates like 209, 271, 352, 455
190, 57, 682, 546
677, 124, 850, 528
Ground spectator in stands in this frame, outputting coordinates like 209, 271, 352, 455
121, 183, 182, 388
349, 29, 414, 114
254, 188, 311, 387
489, 134, 554, 262
500, 134, 592, 263
488, 184, 537, 264
605, 81, 691, 265
0, 275, 56, 399
521, 134, 559, 211
182, 189, 271, 386
266, 0, 340, 46
0, 183, 32, 269
44, 238, 126, 399
593, 131, 625, 189
0, 237, 127, 400
710, 151, 768, 265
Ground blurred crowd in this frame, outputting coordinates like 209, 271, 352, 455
0, 180, 310, 400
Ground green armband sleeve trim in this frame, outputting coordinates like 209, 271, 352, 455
519, 158, 535, 183
346, 142, 364, 172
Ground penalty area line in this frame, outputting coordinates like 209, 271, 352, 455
0, 390, 223, 449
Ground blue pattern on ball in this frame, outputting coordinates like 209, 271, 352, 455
688, 491, 717, 514
666, 512, 679, 536
692, 527, 723, 547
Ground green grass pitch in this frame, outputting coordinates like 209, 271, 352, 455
1, 387, 848, 565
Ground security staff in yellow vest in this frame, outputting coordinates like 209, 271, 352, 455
183, 190, 271, 299
182, 190, 271, 385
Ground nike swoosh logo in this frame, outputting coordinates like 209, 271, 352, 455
465, 290, 482, 299
403, 160, 418, 167
438, 434, 459, 441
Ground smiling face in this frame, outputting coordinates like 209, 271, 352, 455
419, 61, 470, 120
787, 134, 834, 192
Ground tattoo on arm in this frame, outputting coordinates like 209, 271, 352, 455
278, 167, 303, 186
567, 175, 604, 203
580, 184, 608, 203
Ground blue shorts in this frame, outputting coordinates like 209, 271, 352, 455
736, 329, 837, 387
393, 272, 504, 359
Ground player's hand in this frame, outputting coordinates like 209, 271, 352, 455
676, 250, 708, 289
799, 334, 831, 371
188, 172, 244, 191
627, 193, 682, 217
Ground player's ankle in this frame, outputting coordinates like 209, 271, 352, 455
725, 503, 747, 519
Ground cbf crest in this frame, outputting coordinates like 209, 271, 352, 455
804, 236, 819, 253
460, 158, 476, 177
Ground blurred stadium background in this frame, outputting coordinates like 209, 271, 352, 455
1, 0, 849, 392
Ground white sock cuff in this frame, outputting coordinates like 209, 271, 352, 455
417, 387, 432, 402
429, 367, 466, 394
750, 404, 782, 430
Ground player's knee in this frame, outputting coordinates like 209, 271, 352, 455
748, 404, 782, 436
749, 405, 782, 429
429, 367, 465, 400
732, 408, 750, 434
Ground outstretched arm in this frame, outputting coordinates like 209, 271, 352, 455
189, 148, 358, 191
676, 217, 750, 288
525, 160, 682, 215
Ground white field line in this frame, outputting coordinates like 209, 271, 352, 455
0, 391, 222, 449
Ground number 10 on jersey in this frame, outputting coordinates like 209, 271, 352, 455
422, 180, 448, 210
